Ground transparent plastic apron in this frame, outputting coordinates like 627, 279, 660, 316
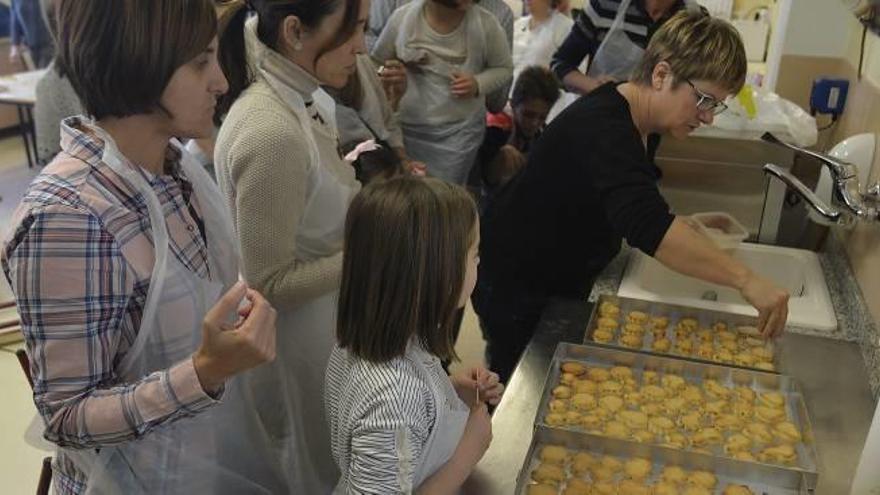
64, 126, 273, 494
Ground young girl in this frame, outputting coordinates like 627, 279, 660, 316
326, 177, 504, 492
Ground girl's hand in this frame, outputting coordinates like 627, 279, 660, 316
452, 367, 504, 407
450, 71, 478, 99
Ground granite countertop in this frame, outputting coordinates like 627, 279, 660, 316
588, 232, 880, 398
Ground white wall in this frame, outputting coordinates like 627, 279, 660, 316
779, 0, 854, 57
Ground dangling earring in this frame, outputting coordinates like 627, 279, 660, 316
293, 40, 303, 51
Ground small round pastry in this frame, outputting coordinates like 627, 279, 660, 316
623, 323, 646, 337
581, 414, 604, 431
621, 333, 644, 349
652, 315, 670, 330
562, 361, 588, 375
723, 433, 752, 455
545, 412, 566, 426
682, 487, 712, 495
599, 301, 621, 318
599, 395, 625, 413
553, 385, 573, 399
713, 348, 734, 363
744, 422, 773, 444
648, 416, 676, 435
681, 385, 703, 405
564, 411, 583, 426
621, 377, 639, 393
703, 399, 728, 419
775, 421, 803, 443
754, 361, 776, 372
696, 329, 713, 343
563, 478, 593, 495
600, 380, 624, 397
531, 463, 565, 485
755, 405, 787, 424
758, 444, 798, 465
642, 370, 659, 385
604, 420, 631, 439
758, 391, 785, 410
639, 402, 663, 416
663, 432, 690, 450
717, 329, 737, 342
652, 326, 669, 340
678, 317, 699, 333
750, 346, 774, 361
539, 445, 570, 465
627, 310, 649, 325
619, 410, 649, 430
653, 481, 681, 495
591, 406, 613, 421
744, 336, 764, 347
703, 380, 731, 400
695, 342, 714, 359
674, 339, 694, 355
661, 374, 686, 392
642, 385, 667, 402
652, 337, 672, 353
588, 368, 611, 383
737, 325, 761, 337
571, 393, 598, 412
593, 329, 615, 343
678, 411, 703, 432
560, 372, 578, 385
527, 484, 558, 495
623, 457, 652, 481
549, 399, 569, 414
732, 400, 755, 420
662, 397, 687, 417
660, 465, 688, 485
597, 317, 620, 332
624, 391, 643, 408
618, 479, 651, 495
733, 450, 757, 462
722, 485, 755, 495
590, 466, 615, 483
691, 427, 723, 447
686, 470, 718, 490
574, 379, 599, 395
712, 321, 729, 333
632, 429, 655, 443
734, 386, 757, 403
733, 352, 755, 367
720, 339, 739, 352
599, 455, 624, 473
716, 413, 742, 432
592, 481, 616, 495
611, 366, 634, 382
571, 451, 597, 475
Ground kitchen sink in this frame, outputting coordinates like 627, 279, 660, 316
617, 242, 837, 331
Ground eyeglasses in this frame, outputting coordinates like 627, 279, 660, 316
684, 79, 728, 116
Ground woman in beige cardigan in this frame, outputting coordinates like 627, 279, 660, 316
214, 0, 367, 492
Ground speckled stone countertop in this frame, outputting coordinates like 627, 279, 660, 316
588, 233, 880, 398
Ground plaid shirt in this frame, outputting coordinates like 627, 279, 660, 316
1, 117, 219, 494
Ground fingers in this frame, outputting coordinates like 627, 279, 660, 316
205, 281, 247, 326
756, 306, 770, 338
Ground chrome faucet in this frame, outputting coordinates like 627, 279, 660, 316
761, 132, 880, 226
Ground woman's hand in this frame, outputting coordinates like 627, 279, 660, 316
452, 367, 505, 407
450, 71, 479, 99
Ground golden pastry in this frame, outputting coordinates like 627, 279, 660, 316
527, 484, 557, 495
597, 317, 620, 331
624, 391, 643, 408
716, 413, 742, 432
652, 337, 672, 353
755, 405, 786, 424
744, 422, 773, 443
565, 411, 583, 426
682, 487, 712, 495
674, 339, 694, 355
703, 380, 731, 400
553, 385, 573, 399
619, 479, 651, 495
622, 377, 639, 393
744, 336, 764, 347
722, 485, 755, 495
691, 427, 723, 447
642, 370, 659, 385
562, 361, 588, 375
723, 433, 752, 455
593, 481, 616, 495
593, 329, 615, 343
695, 342, 714, 359
642, 385, 667, 402
737, 325, 761, 337
560, 372, 577, 385
681, 385, 703, 405
588, 368, 611, 383
754, 361, 776, 372
717, 329, 737, 342
599, 455, 624, 473
621, 333, 644, 348
678, 317, 699, 333
686, 470, 717, 489
571, 451, 597, 476
591, 406, 613, 421
712, 321, 728, 332
758, 444, 798, 464
539, 445, 569, 465
623, 323, 646, 337
696, 328, 713, 343
604, 420, 631, 439
713, 349, 734, 363
703, 399, 728, 419
648, 416, 676, 435
733, 386, 756, 403
627, 310, 649, 325
732, 352, 755, 367
652, 316, 670, 330
599, 301, 621, 318
678, 411, 703, 432
758, 392, 785, 410
563, 478, 593, 495
549, 399, 569, 413
750, 346, 773, 361
599, 395, 624, 412
619, 410, 649, 430
611, 366, 634, 382
731, 400, 754, 420
623, 457, 652, 481
652, 327, 669, 341
531, 463, 565, 485
632, 429, 655, 443
733, 450, 756, 462
590, 467, 616, 482
661, 465, 688, 485
663, 432, 690, 450
775, 421, 802, 443
600, 380, 624, 396
545, 412, 566, 426
571, 393, 598, 412
581, 414, 604, 431
661, 374, 686, 392
720, 339, 738, 352
653, 481, 681, 495
640, 402, 663, 416
574, 379, 599, 395
662, 397, 687, 417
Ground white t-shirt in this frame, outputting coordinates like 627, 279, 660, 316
512, 11, 574, 82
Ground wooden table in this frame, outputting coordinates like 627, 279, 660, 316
0, 69, 45, 169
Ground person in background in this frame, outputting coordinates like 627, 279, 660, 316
371, 0, 512, 184
9, 0, 52, 68
34, 64, 82, 164
475, 11, 789, 384
214, 0, 367, 491
512, 0, 572, 82
2, 1, 279, 492
326, 176, 503, 493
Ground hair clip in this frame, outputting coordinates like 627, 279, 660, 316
344, 139, 382, 163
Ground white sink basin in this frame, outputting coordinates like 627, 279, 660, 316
617, 243, 837, 331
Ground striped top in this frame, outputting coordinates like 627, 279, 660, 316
550, 0, 690, 80
326, 341, 462, 493
1, 117, 219, 494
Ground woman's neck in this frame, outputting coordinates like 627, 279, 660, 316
97, 115, 172, 176
530, 7, 551, 26
424, 2, 467, 34
617, 82, 655, 147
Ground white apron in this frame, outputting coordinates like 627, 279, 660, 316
65, 126, 278, 494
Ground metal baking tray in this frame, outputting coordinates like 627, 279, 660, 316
584, 295, 784, 373
516, 426, 813, 494
533, 343, 818, 487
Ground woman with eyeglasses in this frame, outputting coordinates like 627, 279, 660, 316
474, 10, 790, 385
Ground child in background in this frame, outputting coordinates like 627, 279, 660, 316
326, 176, 504, 492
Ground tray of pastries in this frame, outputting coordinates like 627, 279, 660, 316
585, 295, 782, 373
534, 343, 818, 487
516, 426, 813, 494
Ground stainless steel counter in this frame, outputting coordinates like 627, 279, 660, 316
462, 300, 877, 495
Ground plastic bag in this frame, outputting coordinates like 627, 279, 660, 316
711, 84, 818, 147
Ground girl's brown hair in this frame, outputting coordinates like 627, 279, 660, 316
337, 177, 477, 363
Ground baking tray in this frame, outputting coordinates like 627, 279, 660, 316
534, 343, 818, 487
516, 426, 813, 494
584, 295, 784, 373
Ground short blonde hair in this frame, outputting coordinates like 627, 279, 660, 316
632, 10, 747, 94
